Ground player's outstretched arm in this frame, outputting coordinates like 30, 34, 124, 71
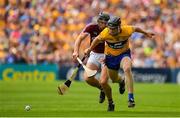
73, 32, 89, 61
84, 36, 102, 56
134, 27, 155, 38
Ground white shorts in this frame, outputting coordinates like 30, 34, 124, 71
87, 51, 105, 68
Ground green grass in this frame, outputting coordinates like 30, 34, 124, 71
0, 80, 180, 117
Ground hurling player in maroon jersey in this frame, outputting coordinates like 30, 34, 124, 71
73, 12, 116, 111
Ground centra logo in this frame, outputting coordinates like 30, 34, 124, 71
2, 68, 55, 81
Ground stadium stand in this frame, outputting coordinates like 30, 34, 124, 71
0, 0, 179, 68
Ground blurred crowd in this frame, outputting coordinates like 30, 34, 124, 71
0, 0, 179, 68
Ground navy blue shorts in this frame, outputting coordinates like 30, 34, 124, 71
105, 49, 131, 70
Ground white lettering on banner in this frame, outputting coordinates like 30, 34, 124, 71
118, 71, 166, 83
133, 72, 167, 83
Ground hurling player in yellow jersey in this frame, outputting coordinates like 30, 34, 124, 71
85, 16, 155, 108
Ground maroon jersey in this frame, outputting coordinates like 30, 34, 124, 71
82, 23, 105, 53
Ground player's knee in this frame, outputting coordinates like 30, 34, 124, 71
84, 77, 88, 82
99, 80, 107, 86
123, 65, 131, 74
83, 72, 93, 81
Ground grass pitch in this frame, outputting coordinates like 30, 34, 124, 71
0, 80, 180, 117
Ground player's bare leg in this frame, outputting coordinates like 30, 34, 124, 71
100, 66, 112, 100
107, 69, 125, 94
99, 66, 114, 111
84, 63, 105, 103
84, 63, 101, 89
84, 74, 101, 89
121, 57, 135, 108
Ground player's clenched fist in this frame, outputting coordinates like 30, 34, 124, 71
84, 48, 91, 57
72, 51, 79, 62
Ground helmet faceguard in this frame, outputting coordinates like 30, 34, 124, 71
107, 16, 121, 29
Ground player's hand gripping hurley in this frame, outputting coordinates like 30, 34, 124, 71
58, 56, 97, 95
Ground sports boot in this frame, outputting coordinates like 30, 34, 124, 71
99, 91, 105, 103
107, 102, 115, 111
128, 99, 135, 108
119, 79, 125, 94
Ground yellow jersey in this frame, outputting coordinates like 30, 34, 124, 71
98, 25, 134, 56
